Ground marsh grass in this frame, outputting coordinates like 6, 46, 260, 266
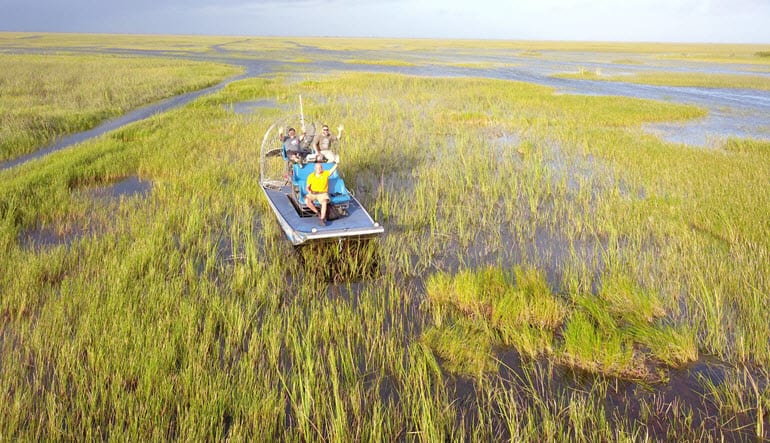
424, 264, 696, 380
0, 53, 241, 161
555, 69, 770, 91
1, 42, 768, 440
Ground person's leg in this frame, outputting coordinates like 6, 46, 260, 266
321, 150, 337, 163
305, 195, 319, 215
320, 200, 328, 220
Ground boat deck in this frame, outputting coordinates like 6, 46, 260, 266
261, 184, 384, 245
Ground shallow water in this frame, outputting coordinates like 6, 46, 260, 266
19, 176, 152, 249
3, 44, 769, 170
86, 176, 152, 200
443, 347, 761, 441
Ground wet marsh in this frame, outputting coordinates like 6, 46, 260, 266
1, 34, 769, 440
0, 53, 242, 162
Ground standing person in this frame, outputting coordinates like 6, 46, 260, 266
279, 126, 306, 163
312, 124, 343, 163
304, 159, 339, 226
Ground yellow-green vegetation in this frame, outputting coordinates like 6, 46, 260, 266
424, 266, 696, 380
426, 266, 565, 366
0, 32, 239, 52
1, 45, 768, 440
555, 69, 770, 91
7, 32, 769, 62
0, 54, 241, 161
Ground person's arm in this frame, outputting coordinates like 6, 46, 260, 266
311, 135, 321, 153
278, 127, 284, 142
337, 124, 343, 141
329, 161, 339, 175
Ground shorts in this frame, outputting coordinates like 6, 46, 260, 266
287, 149, 310, 162
320, 150, 338, 163
306, 191, 330, 203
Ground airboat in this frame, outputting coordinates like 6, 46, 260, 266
258, 110, 384, 246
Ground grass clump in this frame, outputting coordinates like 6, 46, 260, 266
561, 272, 697, 376
597, 270, 664, 324
424, 266, 566, 369
627, 323, 698, 367
422, 319, 496, 376
492, 266, 566, 331
424, 262, 698, 380
425, 266, 507, 318
560, 310, 641, 378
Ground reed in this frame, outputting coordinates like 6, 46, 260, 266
1, 39, 768, 440
555, 70, 770, 91
0, 53, 241, 161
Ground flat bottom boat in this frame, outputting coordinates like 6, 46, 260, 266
259, 119, 383, 246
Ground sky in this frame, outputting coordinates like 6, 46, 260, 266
2, 0, 770, 43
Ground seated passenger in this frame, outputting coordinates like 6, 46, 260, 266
312, 124, 342, 163
279, 126, 307, 163
304, 159, 339, 226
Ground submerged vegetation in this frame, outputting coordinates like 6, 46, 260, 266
0, 36, 768, 440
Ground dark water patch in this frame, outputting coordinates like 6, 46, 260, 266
86, 176, 153, 201
226, 99, 277, 115
19, 177, 151, 250
19, 221, 100, 251
440, 348, 762, 441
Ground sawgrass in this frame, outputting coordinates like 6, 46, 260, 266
0, 53, 241, 161
555, 69, 770, 91
0, 39, 768, 440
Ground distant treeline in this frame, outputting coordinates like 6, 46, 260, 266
755, 51, 770, 57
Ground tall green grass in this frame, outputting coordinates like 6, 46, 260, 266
1, 50, 767, 440
0, 54, 241, 161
